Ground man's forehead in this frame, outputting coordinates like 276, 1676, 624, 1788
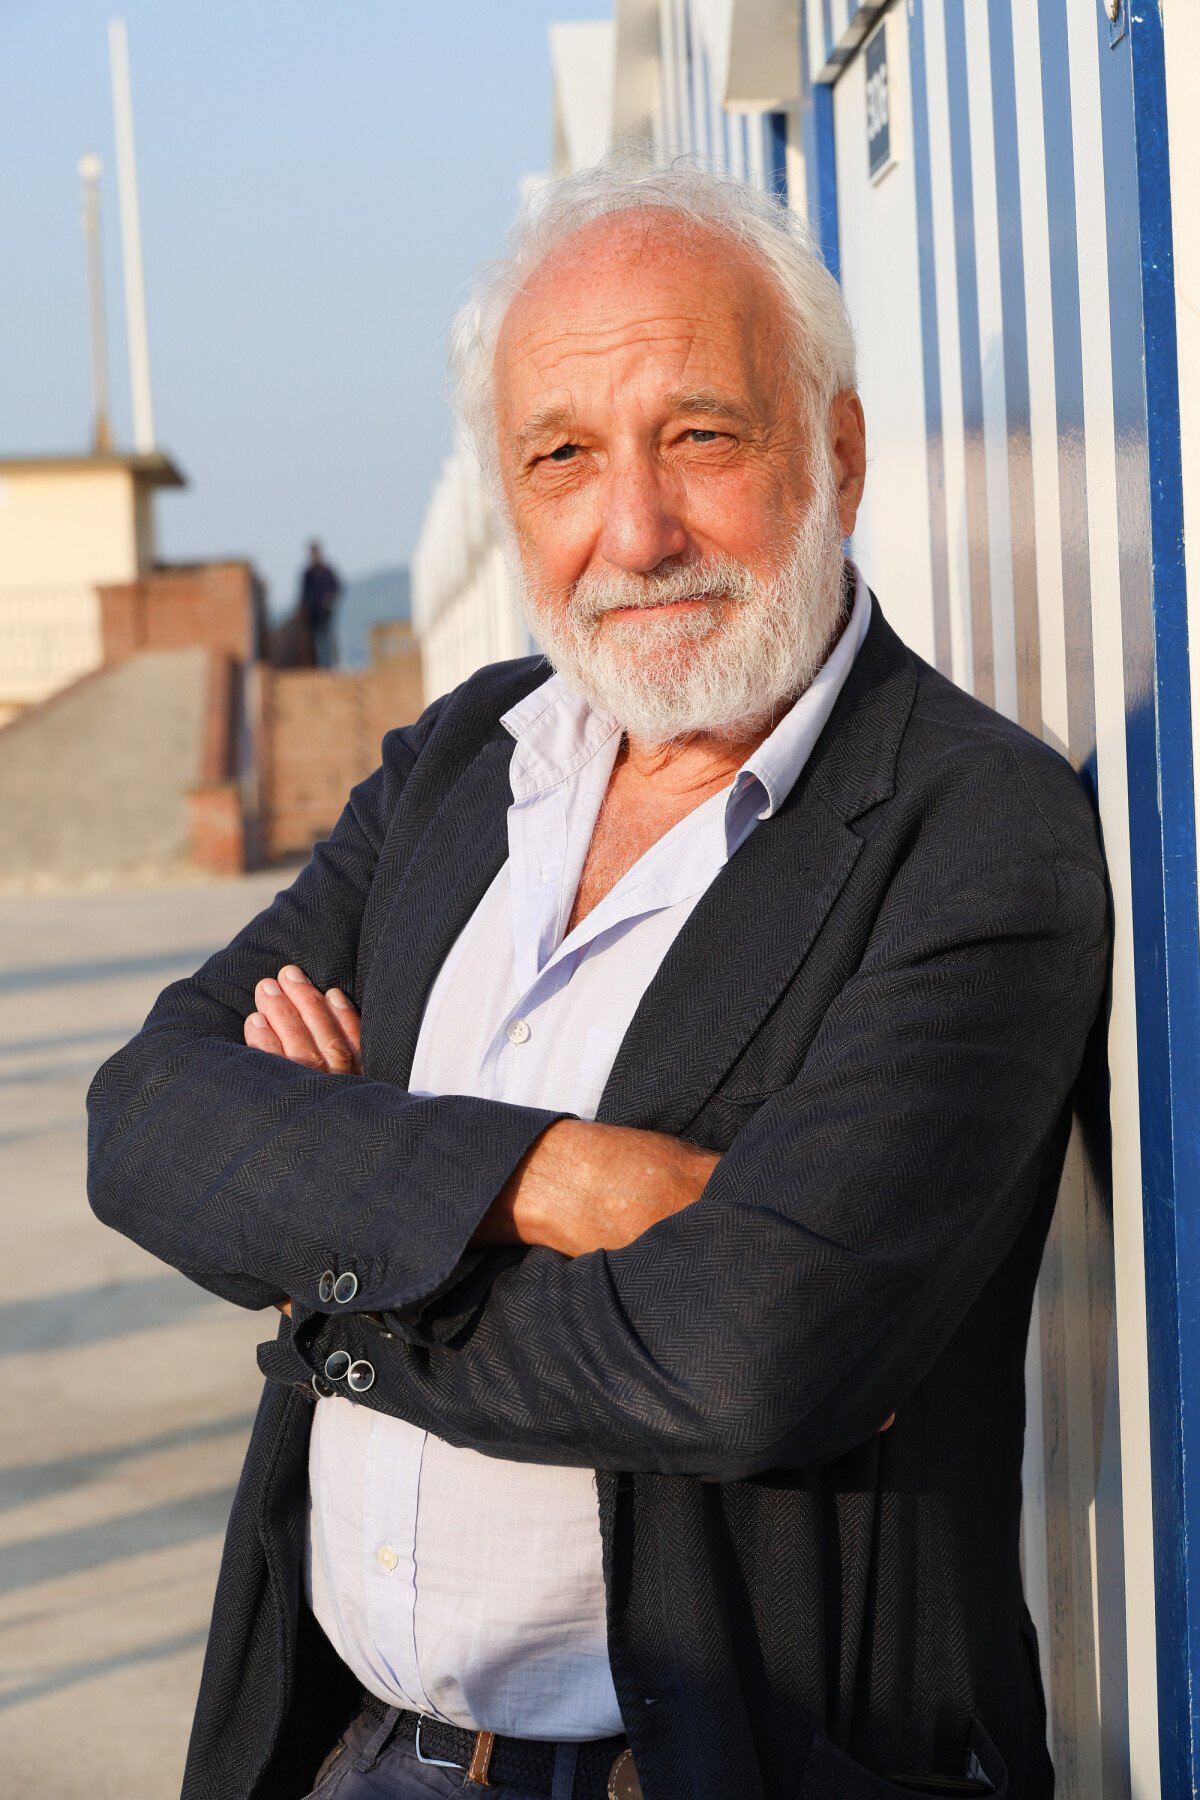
494, 212, 785, 422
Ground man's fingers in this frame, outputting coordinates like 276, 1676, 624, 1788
254, 976, 326, 1070
327, 988, 363, 1068
274, 966, 360, 1073
879, 1412, 896, 1434
245, 1013, 285, 1056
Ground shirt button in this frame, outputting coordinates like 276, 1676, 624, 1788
376, 1544, 399, 1572
506, 1018, 531, 1045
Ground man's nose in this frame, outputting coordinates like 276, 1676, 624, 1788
595, 459, 689, 573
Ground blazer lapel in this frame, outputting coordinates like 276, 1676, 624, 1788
597, 602, 918, 1134
361, 734, 513, 1090
595, 793, 860, 1133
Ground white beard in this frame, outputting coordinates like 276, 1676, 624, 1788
513, 462, 848, 743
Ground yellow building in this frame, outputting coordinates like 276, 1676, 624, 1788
0, 449, 184, 721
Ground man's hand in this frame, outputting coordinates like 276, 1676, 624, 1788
245, 966, 359, 1318
478, 1118, 719, 1257
245, 965, 362, 1074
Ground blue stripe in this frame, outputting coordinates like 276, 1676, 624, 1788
941, 1, 995, 706
798, 6, 839, 278
821, 0, 834, 65
812, 84, 839, 276
1095, 7, 1200, 1790
905, 0, 952, 675
1036, 0, 1097, 771
766, 111, 788, 202
985, 0, 1042, 734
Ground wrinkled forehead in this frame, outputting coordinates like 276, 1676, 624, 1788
493, 209, 792, 430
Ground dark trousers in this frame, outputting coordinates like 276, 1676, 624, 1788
310, 613, 338, 669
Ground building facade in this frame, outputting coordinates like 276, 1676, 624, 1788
410, 8, 1200, 1792
0, 450, 183, 723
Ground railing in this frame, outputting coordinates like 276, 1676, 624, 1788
0, 585, 104, 708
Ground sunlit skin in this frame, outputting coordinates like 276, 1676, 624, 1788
246, 217, 891, 1433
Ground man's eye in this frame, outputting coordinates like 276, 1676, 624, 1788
686, 429, 721, 444
548, 443, 579, 463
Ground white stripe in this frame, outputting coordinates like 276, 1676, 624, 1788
1064, 5, 1161, 1793
1009, 0, 1068, 749
807, 0, 827, 87
1163, 1, 1200, 902
831, 0, 850, 47
962, 5, 1018, 721
746, 110, 766, 190
921, 0, 973, 693
1007, 0, 1061, 1721
659, 0, 681, 158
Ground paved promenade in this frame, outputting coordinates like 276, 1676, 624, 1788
0, 870, 293, 1797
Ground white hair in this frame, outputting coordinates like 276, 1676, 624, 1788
448, 154, 857, 487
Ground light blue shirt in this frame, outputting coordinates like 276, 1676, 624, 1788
306, 565, 871, 1738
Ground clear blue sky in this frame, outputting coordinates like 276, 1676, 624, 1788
0, 1, 612, 611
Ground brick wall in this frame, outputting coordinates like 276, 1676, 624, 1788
257, 650, 424, 860
99, 562, 264, 665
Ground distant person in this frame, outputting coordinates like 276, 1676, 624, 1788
299, 540, 341, 669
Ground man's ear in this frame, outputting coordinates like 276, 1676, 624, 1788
830, 391, 867, 539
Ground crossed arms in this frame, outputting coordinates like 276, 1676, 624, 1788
87, 721, 1109, 1481
244, 963, 719, 1270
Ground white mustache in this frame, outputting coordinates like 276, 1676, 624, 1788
570, 558, 758, 622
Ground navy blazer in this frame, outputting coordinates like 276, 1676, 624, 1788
87, 604, 1109, 1800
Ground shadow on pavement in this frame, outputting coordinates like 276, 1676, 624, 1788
0, 949, 216, 995
0, 1624, 210, 1711
0, 1274, 228, 1358
0, 1412, 257, 1512
0, 1488, 237, 1595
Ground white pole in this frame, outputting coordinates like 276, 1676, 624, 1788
78, 152, 113, 453
108, 17, 155, 452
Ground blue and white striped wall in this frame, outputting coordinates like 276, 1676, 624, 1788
795, 3, 1200, 1795
653, 1, 1200, 1791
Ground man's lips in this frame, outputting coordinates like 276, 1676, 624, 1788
599, 593, 718, 621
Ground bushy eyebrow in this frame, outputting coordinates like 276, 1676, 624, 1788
663, 388, 756, 429
515, 405, 580, 457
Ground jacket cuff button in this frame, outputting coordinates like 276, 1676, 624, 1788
347, 1359, 375, 1394
317, 1270, 336, 1304
333, 1271, 359, 1305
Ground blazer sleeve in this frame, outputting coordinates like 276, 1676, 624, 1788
287, 845, 1109, 1481
86, 699, 564, 1314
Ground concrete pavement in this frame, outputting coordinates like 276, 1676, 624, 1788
0, 869, 296, 1797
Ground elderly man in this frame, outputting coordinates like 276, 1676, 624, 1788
89, 163, 1107, 1800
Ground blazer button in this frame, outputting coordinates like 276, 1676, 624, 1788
333, 1271, 359, 1305
347, 1359, 375, 1394
311, 1373, 334, 1398
318, 1270, 336, 1304
324, 1350, 352, 1382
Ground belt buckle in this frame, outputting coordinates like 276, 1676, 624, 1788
413, 1715, 463, 1772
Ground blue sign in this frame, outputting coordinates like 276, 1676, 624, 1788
865, 23, 891, 179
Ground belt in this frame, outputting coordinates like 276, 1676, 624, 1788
358, 1691, 640, 1797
